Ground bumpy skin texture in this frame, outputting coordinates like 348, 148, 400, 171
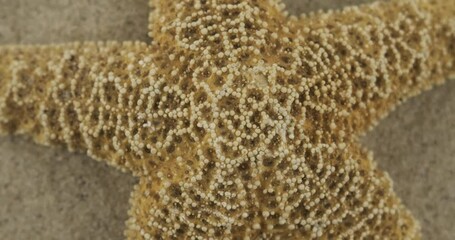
0, 0, 454, 239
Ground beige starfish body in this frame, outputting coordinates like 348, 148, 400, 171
0, 0, 454, 239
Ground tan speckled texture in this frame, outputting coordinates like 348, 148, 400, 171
0, 0, 454, 239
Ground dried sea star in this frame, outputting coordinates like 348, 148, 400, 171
0, 0, 454, 239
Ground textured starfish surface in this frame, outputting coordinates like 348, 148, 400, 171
0, 0, 454, 239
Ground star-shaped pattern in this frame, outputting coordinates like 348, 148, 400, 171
0, 0, 454, 239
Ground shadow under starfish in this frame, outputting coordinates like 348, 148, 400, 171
0, 0, 454, 239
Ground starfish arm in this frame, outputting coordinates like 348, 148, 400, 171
147, 0, 287, 47
292, 0, 455, 135
124, 142, 420, 239
0, 41, 152, 173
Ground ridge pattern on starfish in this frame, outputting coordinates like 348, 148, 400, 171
0, 0, 454, 239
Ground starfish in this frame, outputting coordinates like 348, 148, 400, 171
0, 0, 454, 238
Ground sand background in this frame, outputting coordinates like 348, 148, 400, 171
0, 0, 454, 239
